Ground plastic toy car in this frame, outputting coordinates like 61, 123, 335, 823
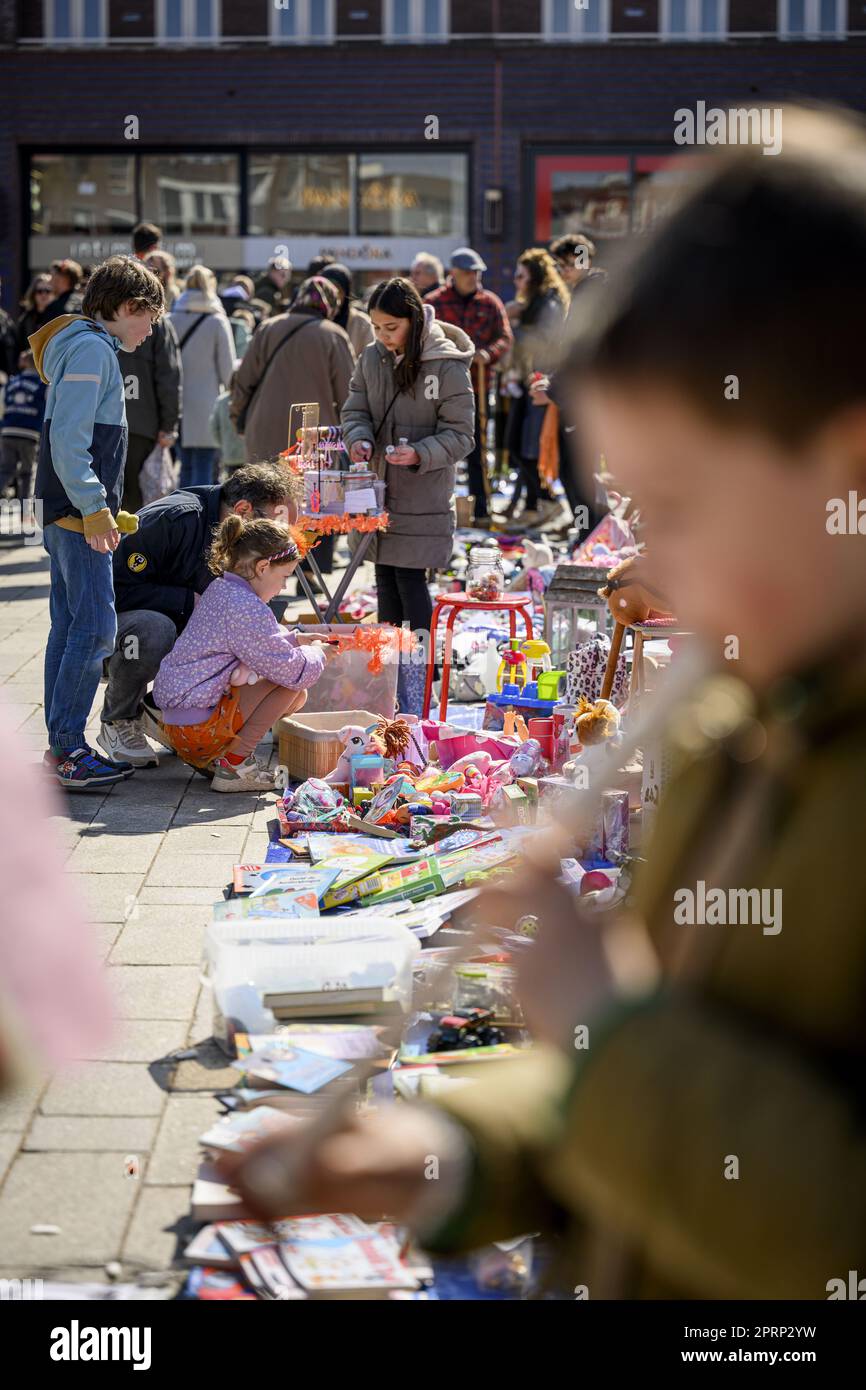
427, 1007, 505, 1052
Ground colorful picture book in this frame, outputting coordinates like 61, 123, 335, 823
241, 1045, 353, 1094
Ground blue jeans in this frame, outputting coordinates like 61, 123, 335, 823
43, 524, 117, 751
179, 446, 217, 488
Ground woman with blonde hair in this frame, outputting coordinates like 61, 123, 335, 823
169, 264, 235, 486
506, 247, 570, 525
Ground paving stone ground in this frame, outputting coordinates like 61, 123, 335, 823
0, 535, 319, 1285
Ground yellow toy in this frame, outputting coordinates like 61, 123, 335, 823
520, 638, 552, 683
496, 639, 529, 692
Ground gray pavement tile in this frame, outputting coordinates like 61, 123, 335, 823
25, 1116, 158, 1153
0, 1152, 139, 1268
0, 1079, 46, 1133
109, 915, 206, 966
145, 1096, 223, 1185
68, 872, 144, 923
0, 1133, 22, 1183
105, 966, 201, 1020
82, 1019, 189, 1064
121, 1185, 195, 1270
41, 1062, 165, 1117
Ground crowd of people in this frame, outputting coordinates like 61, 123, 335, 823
2, 217, 610, 786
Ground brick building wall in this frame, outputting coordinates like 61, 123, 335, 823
2, 20, 865, 303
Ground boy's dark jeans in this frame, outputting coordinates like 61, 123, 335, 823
102, 609, 177, 723
43, 524, 117, 751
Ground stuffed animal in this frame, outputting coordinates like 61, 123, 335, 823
324, 725, 374, 786
229, 662, 259, 686
573, 695, 621, 746
508, 539, 555, 593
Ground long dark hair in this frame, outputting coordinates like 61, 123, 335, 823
368, 276, 425, 392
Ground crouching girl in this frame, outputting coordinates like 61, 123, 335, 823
152, 515, 331, 791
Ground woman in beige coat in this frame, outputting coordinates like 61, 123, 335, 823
341, 276, 474, 635
230, 276, 355, 465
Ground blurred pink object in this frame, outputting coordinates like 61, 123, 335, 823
0, 699, 114, 1067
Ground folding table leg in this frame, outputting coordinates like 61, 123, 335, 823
422, 603, 442, 719
440, 605, 460, 723
321, 531, 376, 624
295, 565, 327, 624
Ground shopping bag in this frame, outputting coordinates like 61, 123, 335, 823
140, 443, 178, 507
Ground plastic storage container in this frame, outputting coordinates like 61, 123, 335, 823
466, 546, 505, 602
203, 916, 420, 1047
289, 622, 400, 719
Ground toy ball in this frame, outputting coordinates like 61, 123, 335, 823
580, 870, 613, 896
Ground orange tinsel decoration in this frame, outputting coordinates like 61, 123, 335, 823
329, 624, 416, 675
299, 512, 390, 536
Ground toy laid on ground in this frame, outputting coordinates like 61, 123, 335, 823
427, 1007, 506, 1052
507, 540, 555, 596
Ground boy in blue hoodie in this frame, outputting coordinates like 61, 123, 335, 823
29, 255, 165, 790
0, 351, 46, 499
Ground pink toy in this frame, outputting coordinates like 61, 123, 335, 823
448, 751, 494, 778
324, 724, 374, 786
229, 662, 259, 686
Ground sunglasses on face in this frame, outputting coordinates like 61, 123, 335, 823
35, 287, 51, 295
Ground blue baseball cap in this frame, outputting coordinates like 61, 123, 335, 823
450, 247, 487, 272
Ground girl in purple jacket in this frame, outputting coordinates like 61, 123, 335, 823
153, 514, 331, 792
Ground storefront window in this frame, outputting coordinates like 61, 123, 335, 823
248, 154, 351, 236
30, 153, 136, 236
357, 152, 466, 236
535, 156, 630, 242
140, 154, 240, 235
632, 157, 691, 234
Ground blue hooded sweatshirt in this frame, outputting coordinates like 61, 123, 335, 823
29, 313, 135, 538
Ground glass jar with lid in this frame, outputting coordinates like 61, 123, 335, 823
466, 545, 505, 602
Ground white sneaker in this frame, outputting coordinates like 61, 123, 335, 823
97, 720, 159, 769
138, 703, 177, 754
209, 754, 276, 794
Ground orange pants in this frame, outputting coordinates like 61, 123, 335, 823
163, 683, 307, 767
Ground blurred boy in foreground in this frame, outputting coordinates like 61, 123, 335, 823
220, 106, 866, 1298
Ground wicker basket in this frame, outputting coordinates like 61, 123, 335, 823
273, 709, 380, 783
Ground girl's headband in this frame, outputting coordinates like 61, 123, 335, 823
268, 545, 298, 565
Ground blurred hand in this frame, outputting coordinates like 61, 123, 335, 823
157, 431, 176, 448
309, 640, 337, 662
87, 528, 120, 554
216, 1105, 447, 1224
472, 350, 490, 367
350, 441, 373, 464
461, 847, 619, 1052
388, 446, 419, 468
530, 376, 552, 406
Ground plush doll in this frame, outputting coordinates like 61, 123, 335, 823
324, 725, 373, 786
508, 539, 555, 594
229, 662, 259, 686
573, 695, 621, 746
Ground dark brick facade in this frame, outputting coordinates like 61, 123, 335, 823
2, 18, 865, 304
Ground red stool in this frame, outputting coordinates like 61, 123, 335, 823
422, 593, 535, 723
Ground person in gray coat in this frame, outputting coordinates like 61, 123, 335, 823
117, 315, 182, 512
341, 276, 474, 636
169, 265, 236, 487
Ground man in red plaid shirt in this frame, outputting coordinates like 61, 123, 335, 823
426, 248, 512, 523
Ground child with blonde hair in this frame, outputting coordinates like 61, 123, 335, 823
153, 515, 331, 791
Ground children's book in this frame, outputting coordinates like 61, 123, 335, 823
191, 1163, 246, 1222
277, 1215, 417, 1296
308, 832, 416, 863
198, 1105, 301, 1154
230, 864, 340, 901
212, 892, 322, 921
356, 858, 446, 908
235, 1027, 390, 1062
241, 1045, 353, 1094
